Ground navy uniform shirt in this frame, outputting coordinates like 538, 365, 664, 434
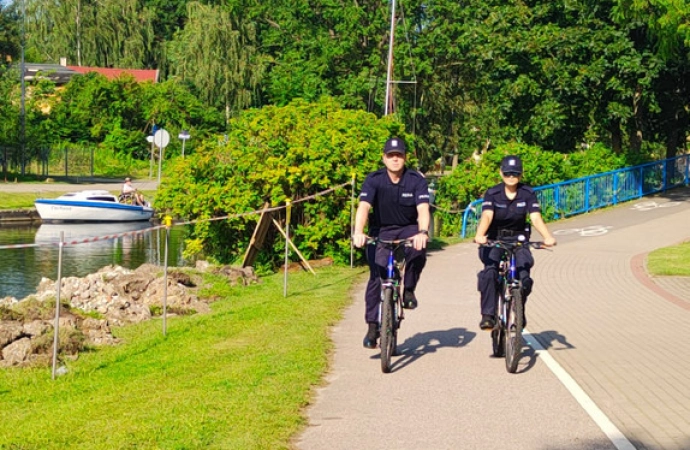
481, 183, 541, 239
359, 167, 429, 228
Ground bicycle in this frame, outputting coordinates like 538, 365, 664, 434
367, 236, 413, 373
479, 237, 546, 373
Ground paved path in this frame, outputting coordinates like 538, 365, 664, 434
295, 187, 690, 450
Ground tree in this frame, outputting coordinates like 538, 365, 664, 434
165, 2, 267, 125
156, 96, 407, 267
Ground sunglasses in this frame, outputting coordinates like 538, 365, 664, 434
503, 171, 521, 178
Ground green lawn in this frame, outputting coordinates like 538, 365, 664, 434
0, 266, 363, 449
647, 240, 690, 277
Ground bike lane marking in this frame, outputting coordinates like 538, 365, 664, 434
523, 332, 637, 450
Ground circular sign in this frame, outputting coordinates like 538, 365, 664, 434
153, 129, 171, 148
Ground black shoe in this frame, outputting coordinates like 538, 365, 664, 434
402, 290, 418, 310
479, 314, 496, 330
363, 322, 379, 349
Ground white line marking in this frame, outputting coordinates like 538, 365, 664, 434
524, 332, 637, 450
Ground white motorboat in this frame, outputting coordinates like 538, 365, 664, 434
34, 190, 154, 222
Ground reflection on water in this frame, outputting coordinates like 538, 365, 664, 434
0, 222, 187, 300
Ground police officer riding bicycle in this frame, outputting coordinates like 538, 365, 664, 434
353, 137, 431, 349
474, 155, 556, 331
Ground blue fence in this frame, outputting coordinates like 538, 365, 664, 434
460, 154, 690, 238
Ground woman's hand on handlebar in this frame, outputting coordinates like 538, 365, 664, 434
543, 236, 557, 247
474, 235, 488, 245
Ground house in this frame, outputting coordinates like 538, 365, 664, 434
23, 59, 159, 85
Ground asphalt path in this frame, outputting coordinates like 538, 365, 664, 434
295, 187, 690, 450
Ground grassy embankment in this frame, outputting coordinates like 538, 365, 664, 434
647, 240, 690, 276
0, 265, 362, 449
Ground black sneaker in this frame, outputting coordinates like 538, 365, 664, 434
363, 322, 379, 349
479, 314, 496, 330
402, 290, 418, 309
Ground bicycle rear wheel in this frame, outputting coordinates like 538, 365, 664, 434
380, 287, 396, 373
504, 287, 524, 373
492, 282, 506, 357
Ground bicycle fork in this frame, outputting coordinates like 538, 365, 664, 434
378, 251, 403, 327
499, 254, 520, 327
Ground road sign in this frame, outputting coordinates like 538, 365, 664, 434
153, 129, 170, 148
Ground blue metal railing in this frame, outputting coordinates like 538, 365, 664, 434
460, 154, 690, 238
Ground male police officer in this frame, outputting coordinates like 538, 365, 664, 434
353, 137, 430, 348
474, 155, 556, 330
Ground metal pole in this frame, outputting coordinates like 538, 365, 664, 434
350, 173, 355, 268
384, 0, 396, 116
283, 199, 291, 297
157, 145, 163, 184
149, 139, 154, 178
181, 139, 186, 158
162, 217, 171, 336
51, 231, 64, 380
20, 0, 26, 175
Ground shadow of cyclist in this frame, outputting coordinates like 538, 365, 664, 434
513, 330, 576, 374
529, 329, 576, 351
377, 327, 476, 372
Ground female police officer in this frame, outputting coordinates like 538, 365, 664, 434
352, 137, 430, 348
473, 155, 556, 330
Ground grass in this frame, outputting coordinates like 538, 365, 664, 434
647, 240, 690, 276
0, 265, 364, 449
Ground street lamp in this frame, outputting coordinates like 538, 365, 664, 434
178, 130, 190, 158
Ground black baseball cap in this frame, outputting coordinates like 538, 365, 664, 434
383, 137, 406, 155
500, 155, 523, 174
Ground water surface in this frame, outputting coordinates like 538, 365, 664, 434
0, 222, 186, 300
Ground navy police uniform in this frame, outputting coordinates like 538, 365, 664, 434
477, 182, 541, 317
360, 167, 429, 323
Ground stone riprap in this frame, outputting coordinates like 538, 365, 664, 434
0, 262, 259, 367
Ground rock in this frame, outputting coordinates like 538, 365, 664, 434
0, 321, 23, 347
2, 337, 32, 365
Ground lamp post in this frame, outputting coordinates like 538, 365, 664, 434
178, 130, 190, 158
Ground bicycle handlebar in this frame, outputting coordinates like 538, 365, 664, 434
365, 236, 414, 248
479, 239, 549, 250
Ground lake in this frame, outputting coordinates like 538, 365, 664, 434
0, 222, 187, 300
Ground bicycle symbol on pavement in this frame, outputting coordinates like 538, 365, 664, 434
630, 200, 681, 212
553, 225, 612, 237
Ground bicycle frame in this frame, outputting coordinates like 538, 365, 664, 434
368, 237, 411, 373
481, 238, 545, 373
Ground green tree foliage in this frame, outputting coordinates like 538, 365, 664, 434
434, 142, 628, 236
166, 1, 267, 123
0, 4, 21, 64
613, 0, 690, 57
24, 0, 155, 68
156, 97, 407, 267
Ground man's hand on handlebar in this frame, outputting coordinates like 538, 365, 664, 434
352, 233, 368, 249
543, 236, 557, 247
412, 232, 428, 251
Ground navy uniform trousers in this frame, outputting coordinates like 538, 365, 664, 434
364, 224, 426, 324
477, 245, 534, 316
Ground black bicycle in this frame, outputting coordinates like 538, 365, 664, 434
367, 237, 413, 373
480, 238, 546, 373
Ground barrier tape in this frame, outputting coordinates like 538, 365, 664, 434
0, 181, 354, 249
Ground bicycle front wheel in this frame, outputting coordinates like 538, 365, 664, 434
380, 287, 396, 373
492, 282, 506, 357
504, 287, 524, 373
